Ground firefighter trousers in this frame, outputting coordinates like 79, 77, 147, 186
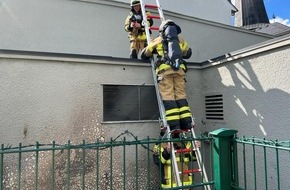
157, 68, 192, 129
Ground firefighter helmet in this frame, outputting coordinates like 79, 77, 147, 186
159, 19, 181, 35
159, 20, 174, 32
131, 0, 140, 6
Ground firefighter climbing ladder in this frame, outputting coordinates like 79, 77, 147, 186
139, 0, 211, 189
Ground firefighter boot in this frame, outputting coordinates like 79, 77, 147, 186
130, 49, 138, 59
183, 123, 193, 130
170, 125, 180, 131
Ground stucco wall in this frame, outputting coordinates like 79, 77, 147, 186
115, 0, 235, 25
0, 52, 206, 189
0, 0, 271, 62
0, 1, 289, 188
0, 54, 203, 146
1, 44, 290, 189
199, 40, 290, 190
202, 44, 290, 140
0, 39, 289, 190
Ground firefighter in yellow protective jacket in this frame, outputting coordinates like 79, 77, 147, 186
153, 132, 199, 188
124, 0, 153, 59
141, 20, 193, 131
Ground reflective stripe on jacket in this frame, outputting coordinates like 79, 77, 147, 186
153, 142, 196, 165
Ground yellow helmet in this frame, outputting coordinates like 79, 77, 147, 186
131, 0, 140, 6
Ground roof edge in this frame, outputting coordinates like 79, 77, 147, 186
200, 34, 290, 68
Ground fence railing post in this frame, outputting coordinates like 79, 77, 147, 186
210, 128, 238, 190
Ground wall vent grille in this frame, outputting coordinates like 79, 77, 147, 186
205, 94, 224, 121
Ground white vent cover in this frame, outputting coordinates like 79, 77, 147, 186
205, 94, 224, 121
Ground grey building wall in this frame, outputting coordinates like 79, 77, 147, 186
201, 36, 290, 140
0, 53, 203, 145
115, 0, 236, 25
0, 49, 203, 188
1, 1, 289, 188
1, 36, 289, 189
0, 0, 271, 62
200, 36, 290, 190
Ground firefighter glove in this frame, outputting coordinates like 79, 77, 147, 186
182, 47, 192, 59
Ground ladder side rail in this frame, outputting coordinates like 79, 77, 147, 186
140, 0, 167, 127
170, 135, 182, 187
139, 0, 152, 44
190, 128, 211, 190
152, 0, 181, 186
155, 0, 165, 22
140, 0, 181, 187
150, 59, 168, 127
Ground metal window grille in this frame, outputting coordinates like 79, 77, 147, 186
205, 94, 224, 121
103, 85, 159, 122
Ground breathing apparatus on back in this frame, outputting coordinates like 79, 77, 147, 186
159, 20, 183, 70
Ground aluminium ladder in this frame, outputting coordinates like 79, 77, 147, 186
139, 0, 211, 189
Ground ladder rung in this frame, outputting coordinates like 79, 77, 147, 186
145, 4, 158, 9
150, 26, 159, 31
182, 169, 201, 174
175, 148, 196, 153
171, 129, 190, 134
175, 148, 195, 153
147, 15, 161, 19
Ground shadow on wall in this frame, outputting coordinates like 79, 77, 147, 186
212, 60, 290, 139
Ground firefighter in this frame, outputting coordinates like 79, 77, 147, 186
141, 20, 193, 131
124, 0, 153, 59
153, 131, 200, 188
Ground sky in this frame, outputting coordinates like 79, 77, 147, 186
263, 0, 290, 26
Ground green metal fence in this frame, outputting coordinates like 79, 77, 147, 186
210, 128, 290, 190
2, 129, 289, 190
0, 131, 214, 190
233, 136, 290, 190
